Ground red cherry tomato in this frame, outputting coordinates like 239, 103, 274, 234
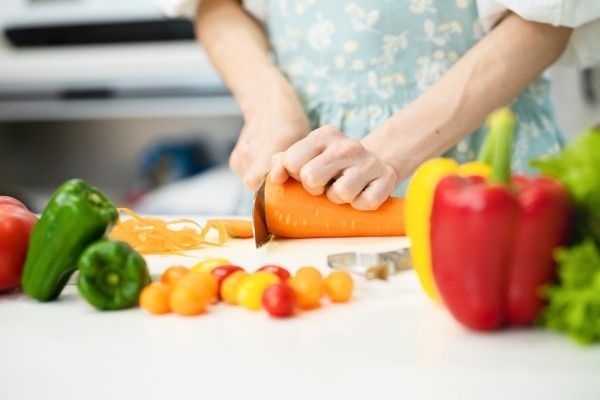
257, 265, 291, 282
262, 283, 296, 318
211, 265, 244, 296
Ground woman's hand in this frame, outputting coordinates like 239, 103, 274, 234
361, 13, 572, 178
230, 84, 310, 191
196, 0, 309, 191
269, 125, 398, 210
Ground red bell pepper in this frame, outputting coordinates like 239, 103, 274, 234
0, 196, 38, 292
430, 109, 571, 331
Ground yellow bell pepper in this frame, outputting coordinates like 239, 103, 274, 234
405, 159, 491, 301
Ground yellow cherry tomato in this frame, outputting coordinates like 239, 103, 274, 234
191, 258, 231, 274
237, 272, 279, 311
220, 270, 249, 305
324, 271, 354, 303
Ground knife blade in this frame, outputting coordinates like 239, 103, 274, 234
252, 181, 272, 248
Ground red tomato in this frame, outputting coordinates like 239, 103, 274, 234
262, 283, 296, 318
257, 265, 291, 282
211, 265, 244, 295
0, 197, 38, 291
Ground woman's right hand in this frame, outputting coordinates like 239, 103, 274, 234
196, 0, 309, 190
230, 82, 310, 191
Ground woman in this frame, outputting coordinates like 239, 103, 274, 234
159, 0, 599, 211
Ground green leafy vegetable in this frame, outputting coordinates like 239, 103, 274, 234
539, 240, 600, 344
532, 128, 600, 244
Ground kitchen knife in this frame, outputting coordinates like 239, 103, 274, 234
252, 181, 272, 248
327, 247, 412, 280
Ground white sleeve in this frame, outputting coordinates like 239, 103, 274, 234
156, 0, 200, 19
155, 0, 268, 20
477, 0, 600, 67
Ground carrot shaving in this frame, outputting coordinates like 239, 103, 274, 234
206, 219, 253, 239
109, 208, 228, 255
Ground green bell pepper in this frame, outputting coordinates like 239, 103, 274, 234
21, 179, 118, 301
77, 239, 150, 310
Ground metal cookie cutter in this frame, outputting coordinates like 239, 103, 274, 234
327, 247, 412, 280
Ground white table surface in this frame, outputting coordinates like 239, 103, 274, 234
2, 230, 599, 400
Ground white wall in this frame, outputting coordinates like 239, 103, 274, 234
551, 67, 600, 138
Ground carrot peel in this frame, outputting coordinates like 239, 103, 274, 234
109, 208, 228, 255
206, 219, 253, 239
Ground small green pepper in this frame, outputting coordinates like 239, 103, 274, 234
77, 239, 150, 310
22, 179, 118, 301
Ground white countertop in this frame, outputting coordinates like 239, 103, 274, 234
2, 234, 599, 400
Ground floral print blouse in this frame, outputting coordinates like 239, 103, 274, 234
267, 0, 564, 186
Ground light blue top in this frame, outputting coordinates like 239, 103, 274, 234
237, 0, 565, 212
270, 2, 563, 166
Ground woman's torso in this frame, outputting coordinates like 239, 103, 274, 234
266, 0, 564, 172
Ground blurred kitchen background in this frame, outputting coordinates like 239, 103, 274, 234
1, 0, 599, 214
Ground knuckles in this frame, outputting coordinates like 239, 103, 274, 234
299, 167, 319, 189
327, 184, 354, 204
311, 125, 341, 140
334, 140, 363, 159
352, 193, 382, 211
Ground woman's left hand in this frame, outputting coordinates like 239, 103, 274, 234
269, 125, 398, 211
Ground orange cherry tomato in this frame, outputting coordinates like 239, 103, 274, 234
220, 270, 248, 305
140, 283, 171, 315
324, 271, 354, 303
296, 266, 323, 280
237, 272, 280, 311
169, 283, 209, 316
295, 266, 325, 297
177, 271, 218, 304
288, 275, 322, 310
161, 265, 190, 287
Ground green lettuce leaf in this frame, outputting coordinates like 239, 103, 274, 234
531, 128, 600, 244
539, 240, 600, 344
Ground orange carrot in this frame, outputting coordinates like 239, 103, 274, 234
206, 219, 253, 239
265, 179, 405, 238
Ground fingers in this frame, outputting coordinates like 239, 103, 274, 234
324, 154, 381, 204
261, 123, 398, 210
279, 126, 333, 182
351, 171, 397, 211
229, 143, 250, 177
268, 153, 290, 184
296, 152, 343, 196
325, 170, 373, 205
242, 147, 273, 191
283, 126, 360, 195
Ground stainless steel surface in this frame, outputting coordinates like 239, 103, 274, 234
252, 181, 272, 248
327, 247, 412, 280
